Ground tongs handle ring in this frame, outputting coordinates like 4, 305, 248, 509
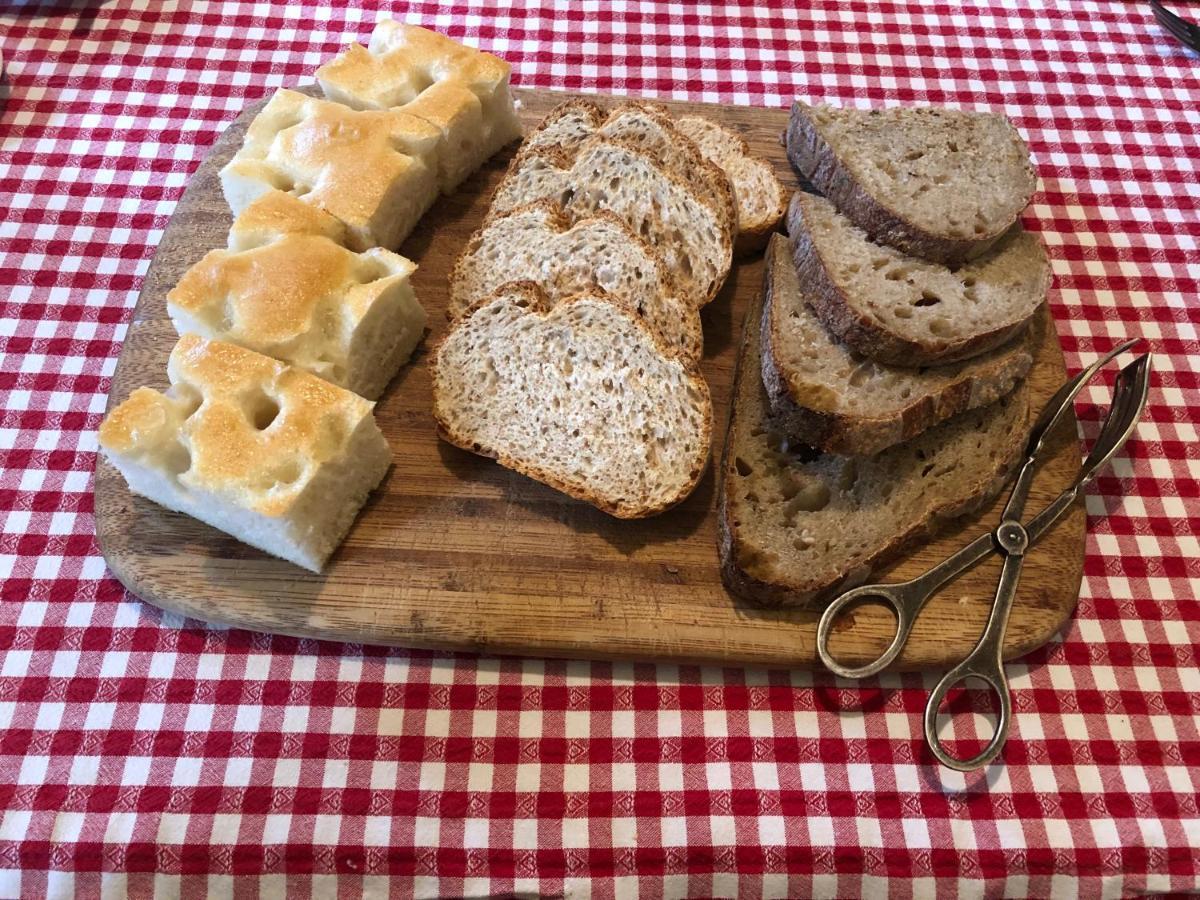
816, 583, 924, 679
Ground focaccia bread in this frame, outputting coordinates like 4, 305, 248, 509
317, 20, 523, 193
167, 191, 426, 400
98, 335, 392, 573
219, 88, 441, 251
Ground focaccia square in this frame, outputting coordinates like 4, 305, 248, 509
98, 335, 392, 572
219, 88, 441, 251
316, 20, 523, 193
167, 191, 426, 400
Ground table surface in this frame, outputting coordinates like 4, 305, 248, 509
1, 1, 1197, 897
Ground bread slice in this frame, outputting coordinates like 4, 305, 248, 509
786, 101, 1037, 265
675, 115, 788, 256
521, 100, 737, 235
760, 233, 1034, 455
316, 20, 523, 193
168, 190, 426, 400
490, 136, 734, 307
219, 88, 441, 252
448, 201, 703, 364
432, 283, 712, 518
718, 285, 1030, 607
789, 192, 1049, 366
98, 335, 391, 573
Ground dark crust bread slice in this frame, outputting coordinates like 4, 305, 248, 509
431, 281, 712, 519
759, 233, 1036, 455
717, 282, 1030, 608
785, 101, 1036, 266
787, 192, 1048, 366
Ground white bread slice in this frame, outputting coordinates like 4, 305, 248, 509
167, 191, 427, 400
789, 192, 1049, 366
98, 335, 391, 572
760, 233, 1034, 455
521, 99, 738, 235
448, 200, 703, 364
316, 20, 522, 193
219, 88, 440, 251
675, 115, 788, 256
490, 136, 734, 307
432, 283, 712, 518
786, 101, 1037, 264
718, 287, 1030, 607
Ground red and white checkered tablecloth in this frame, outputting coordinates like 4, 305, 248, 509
1, 0, 1198, 895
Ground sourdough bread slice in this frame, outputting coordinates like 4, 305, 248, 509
490, 136, 734, 307
761, 233, 1034, 455
432, 283, 712, 518
786, 101, 1037, 264
789, 192, 1049, 366
675, 115, 788, 255
448, 201, 703, 364
522, 100, 738, 238
718, 284, 1030, 607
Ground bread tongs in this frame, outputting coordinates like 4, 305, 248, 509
816, 338, 1152, 771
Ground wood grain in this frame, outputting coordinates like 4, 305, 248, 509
92, 88, 1086, 670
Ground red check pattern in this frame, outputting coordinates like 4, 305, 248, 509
1, 0, 1198, 895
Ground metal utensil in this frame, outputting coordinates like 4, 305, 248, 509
1152, 0, 1200, 52
816, 339, 1152, 771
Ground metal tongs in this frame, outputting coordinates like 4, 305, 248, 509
816, 339, 1152, 771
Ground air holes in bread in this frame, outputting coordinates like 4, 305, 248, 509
848, 362, 875, 388
165, 441, 191, 476
915, 291, 941, 307
929, 317, 953, 338
783, 482, 830, 524
244, 387, 280, 430
169, 383, 203, 419
258, 457, 302, 491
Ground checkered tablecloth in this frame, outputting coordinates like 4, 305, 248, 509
1, 0, 1198, 896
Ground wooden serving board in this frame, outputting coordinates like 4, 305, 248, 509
93, 88, 1086, 670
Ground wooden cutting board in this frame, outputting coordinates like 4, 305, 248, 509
93, 88, 1086, 670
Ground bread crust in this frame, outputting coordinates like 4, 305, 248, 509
717, 284, 1030, 608
787, 192, 1045, 366
786, 101, 1036, 266
759, 234, 1034, 455
431, 281, 713, 519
